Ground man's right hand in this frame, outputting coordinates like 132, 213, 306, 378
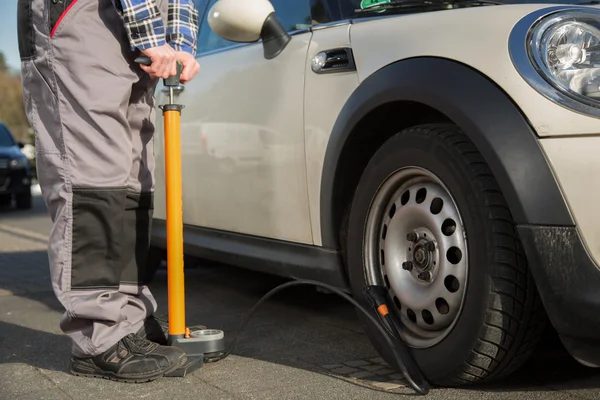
139, 44, 177, 80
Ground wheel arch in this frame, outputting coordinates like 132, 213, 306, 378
320, 56, 574, 251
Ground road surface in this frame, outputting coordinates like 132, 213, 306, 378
1, 190, 599, 399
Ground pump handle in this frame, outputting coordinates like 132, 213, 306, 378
135, 56, 183, 87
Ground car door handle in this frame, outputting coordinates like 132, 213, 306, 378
311, 48, 356, 74
161, 85, 185, 94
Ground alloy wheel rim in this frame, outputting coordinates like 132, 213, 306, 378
364, 167, 469, 348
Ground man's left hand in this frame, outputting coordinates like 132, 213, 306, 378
175, 52, 201, 84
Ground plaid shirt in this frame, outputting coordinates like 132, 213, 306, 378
114, 0, 199, 56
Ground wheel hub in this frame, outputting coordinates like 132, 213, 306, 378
364, 167, 469, 349
414, 244, 428, 267
412, 239, 433, 271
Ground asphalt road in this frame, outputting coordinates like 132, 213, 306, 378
1, 190, 600, 399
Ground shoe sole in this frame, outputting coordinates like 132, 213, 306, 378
69, 353, 187, 383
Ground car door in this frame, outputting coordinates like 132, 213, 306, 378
153, 0, 325, 245
303, 0, 361, 246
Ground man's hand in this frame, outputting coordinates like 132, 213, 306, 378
175, 51, 200, 84
140, 44, 178, 79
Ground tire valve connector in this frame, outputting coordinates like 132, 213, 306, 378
363, 285, 431, 395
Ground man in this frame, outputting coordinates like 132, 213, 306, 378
17, 0, 201, 382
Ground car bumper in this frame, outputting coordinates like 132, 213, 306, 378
518, 224, 600, 367
0, 169, 31, 195
523, 136, 600, 367
539, 137, 600, 267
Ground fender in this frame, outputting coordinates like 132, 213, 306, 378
319, 57, 575, 249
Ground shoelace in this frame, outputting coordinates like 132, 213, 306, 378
122, 334, 156, 354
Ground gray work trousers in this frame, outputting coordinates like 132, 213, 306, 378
17, 0, 168, 357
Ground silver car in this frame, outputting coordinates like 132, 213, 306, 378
150, 0, 600, 386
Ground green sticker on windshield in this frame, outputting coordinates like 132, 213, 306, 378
360, 0, 392, 9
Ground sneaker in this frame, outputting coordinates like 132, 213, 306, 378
137, 315, 206, 345
69, 333, 186, 383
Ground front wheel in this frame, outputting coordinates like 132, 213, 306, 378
345, 123, 546, 386
16, 191, 32, 210
0, 195, 11, 208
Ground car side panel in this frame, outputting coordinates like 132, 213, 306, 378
540, 137, 600, 267
154, 34, 315, 244
304, 23, 360, 246
318, 57, 575, 249
349, 5, 600, 136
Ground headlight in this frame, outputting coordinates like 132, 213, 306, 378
532, 11, 600, 104
510, 7, 600, 118
10, 157, 29, 169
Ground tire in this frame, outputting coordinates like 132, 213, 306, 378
0, 195, 11, 208
345, 123, 546, 386
16, 192, 32, 210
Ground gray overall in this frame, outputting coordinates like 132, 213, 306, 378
17, 0, 168, 357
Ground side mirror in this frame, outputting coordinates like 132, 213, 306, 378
207, 0, 291, 59
17, 142, 24, 149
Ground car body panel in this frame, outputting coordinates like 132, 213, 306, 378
154, 4, 600, 249
304, 23, 359, 246
349, 4, 600, 136
148, 0, 600, 373
517, 224, 600, 367
154, 32, 315, 244
540, 137, 600, 267
342, 4, 600, 264
0, 146, 25, 159
0, 122, 31, 197
318, 56, 574, 249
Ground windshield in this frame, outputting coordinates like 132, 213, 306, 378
0, 125, 16, 147
343, 0, 598, 17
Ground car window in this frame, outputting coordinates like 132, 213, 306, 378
311, 0, 338, 24
336, 0, 596, 19
0, 125, 15, 147
275, 0, 314, 30
337, 0, 363, 19
196, 0, 315, 55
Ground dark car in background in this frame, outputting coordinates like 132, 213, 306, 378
0, 122, 32, 210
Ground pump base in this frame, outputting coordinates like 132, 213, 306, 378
164, 328, 226, 377
169, 329, 226, 354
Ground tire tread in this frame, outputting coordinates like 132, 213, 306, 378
405, 123, 545, 385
